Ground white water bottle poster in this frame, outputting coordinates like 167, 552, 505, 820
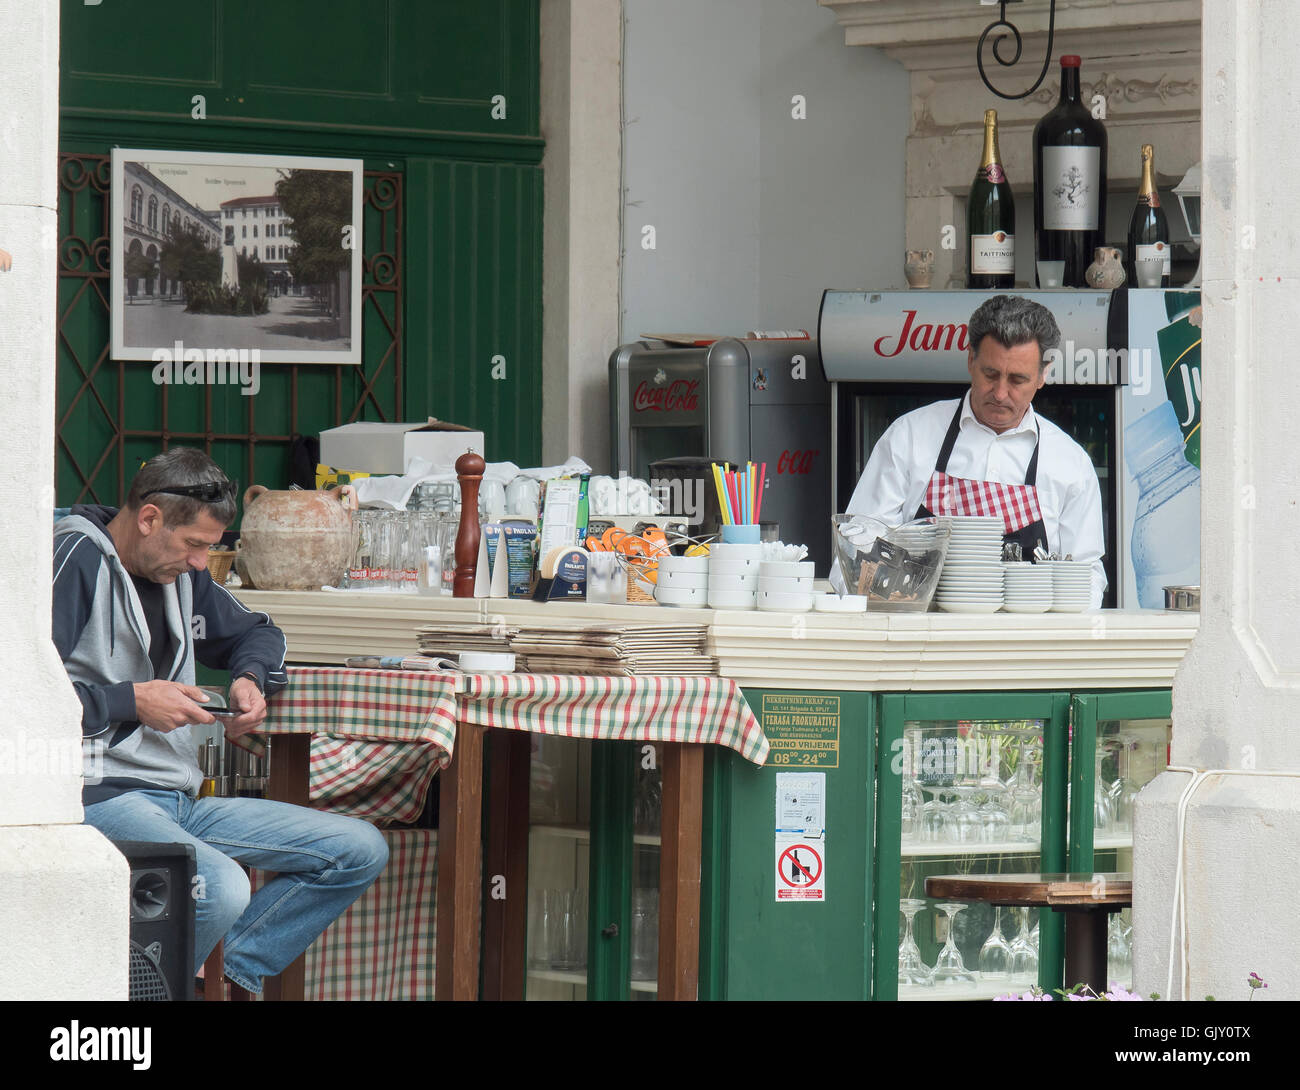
1118, 289, 1202, 608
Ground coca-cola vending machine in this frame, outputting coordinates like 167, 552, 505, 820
608, 336, 832, 570
818, 289, 1125, 606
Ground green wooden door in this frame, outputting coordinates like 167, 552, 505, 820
57, 0, 544, 509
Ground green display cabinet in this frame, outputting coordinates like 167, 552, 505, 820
699, 689, 876, 1000
874, 692, 1072, 1001
1067, 689, 1173, 992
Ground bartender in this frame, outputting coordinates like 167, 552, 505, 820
833, 294, 1106, 607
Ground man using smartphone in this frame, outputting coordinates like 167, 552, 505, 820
53, 447, 387, 997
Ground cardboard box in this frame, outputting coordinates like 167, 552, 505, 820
319, 418, 485, 475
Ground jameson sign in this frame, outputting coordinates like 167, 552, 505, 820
818, 290, 1113, 383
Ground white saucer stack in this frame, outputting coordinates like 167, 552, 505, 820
1047, 560, 1092, 612
654, 555, 709, 608
757, 560, 815, 612
707, 543, 762, 610
935, 516, 1004, 613
1002, 562, 1053, 613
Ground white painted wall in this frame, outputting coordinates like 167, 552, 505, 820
0, 2, 129, 999
621, 0, 908, 340
1133, 0, 1300, 1002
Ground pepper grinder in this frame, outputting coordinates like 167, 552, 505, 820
454, 450, 485, 597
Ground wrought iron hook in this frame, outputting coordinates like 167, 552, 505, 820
976, 0, 1057, 101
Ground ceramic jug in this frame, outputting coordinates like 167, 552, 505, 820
236, 484, 358, 590
1085, 246, 1126, 290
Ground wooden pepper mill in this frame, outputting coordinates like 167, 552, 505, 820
453, 450, 485, 598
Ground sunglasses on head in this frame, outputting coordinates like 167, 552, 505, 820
141, 480, 238, 504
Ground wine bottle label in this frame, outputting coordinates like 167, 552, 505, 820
984, 163, 1006, 184
1136, 241, 1171, 276
971, 232, 1015, 274
1042, 146, 1101, 230
1137, 191, 1161, 208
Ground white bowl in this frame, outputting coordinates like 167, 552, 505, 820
757, 589, 814, 612
657, 569, 709, 590
708, 588, 758, 610
708, 559, 760, 576
814, 593, 868, 612
758, 575, 814, 594
709, 572, 758, 591
759, 560, 815, 578
709, 543, 764, 563
654, 585, 708, 607
657, 555, 710, 574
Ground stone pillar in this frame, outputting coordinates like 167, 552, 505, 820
0, 3, 129, 999
1133, 0, 1300, 1002
539, 0, 623, 472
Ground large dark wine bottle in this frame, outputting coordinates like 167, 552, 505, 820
967, 108, 1016, 290
1033, 55, 1108, 287
1127, 143, 1171, 287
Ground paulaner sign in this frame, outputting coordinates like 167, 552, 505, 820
817, 290, 1117, 384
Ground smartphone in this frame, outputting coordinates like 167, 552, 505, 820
201, 690, 238, 717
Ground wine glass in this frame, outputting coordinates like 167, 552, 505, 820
1008, 906, 1038, 980
898, 899, 933, 987
978, 906, 1012, 978
930, 903, 976, 985
945, 782, 984, 845
1107, 911, 1132, 986
919, 784, 950, 842
1008, 733, 1042, 842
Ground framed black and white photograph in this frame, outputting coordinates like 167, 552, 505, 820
110, 148, 364, 364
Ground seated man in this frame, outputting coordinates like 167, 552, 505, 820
53, 447, 388, 995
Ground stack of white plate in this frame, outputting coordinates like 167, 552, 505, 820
757, 560, 814, 612
935, 516, 1005, 613
654, 555, 709, 608
708, 544, 762, 609
1002, 562, 1053, 613
1047, 560, 1092, 613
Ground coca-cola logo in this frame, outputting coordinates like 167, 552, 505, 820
873, 309, 970, 358
777, 449, 818, 475
633, 378, 700, 412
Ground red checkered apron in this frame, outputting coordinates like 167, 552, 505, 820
915, 400, 1048, 556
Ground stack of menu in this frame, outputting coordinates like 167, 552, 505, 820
507, 624, 716, 677
415, 623, 525, 668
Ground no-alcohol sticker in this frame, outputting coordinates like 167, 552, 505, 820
775, 835, 825, 901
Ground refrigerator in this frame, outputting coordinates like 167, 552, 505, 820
817, 289, 1202, 609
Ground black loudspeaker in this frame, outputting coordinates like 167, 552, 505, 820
111, 840, 196, 1002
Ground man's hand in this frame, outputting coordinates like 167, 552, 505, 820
224, 675, 267, 741
133, 680, 217, 733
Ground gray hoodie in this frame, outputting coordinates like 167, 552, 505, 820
53, 505, 287, 803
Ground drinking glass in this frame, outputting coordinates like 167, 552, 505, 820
919, 785, 950, 842
945, 782, 983, 845
550, 889, 587, 972
1109, 734, 1141, 833
978, 906, 1012, 978
1008, 906, 1039, 980
898, 898, 933, 987
630, 888, 659, 981
931, 902, 976, 985
1107, 911, 1132, 985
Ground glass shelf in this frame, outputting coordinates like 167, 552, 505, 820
902, 839, 1041, 858
527, 968, 588, 987
532, 823, 661, 847
900, 974, 1034, 1002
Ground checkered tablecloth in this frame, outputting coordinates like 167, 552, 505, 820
261, 667, 459, 825
459, 673, 770, 765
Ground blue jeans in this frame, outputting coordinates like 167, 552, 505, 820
84, 790, 389, 994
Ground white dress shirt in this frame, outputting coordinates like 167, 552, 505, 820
833, 391, 1107, 607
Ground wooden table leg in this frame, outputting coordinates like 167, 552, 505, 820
657, 743, 703, 1001
263, 733, 311, 1002
1063, 908, 1111, 993
436, 721, 485, 1000
481, 730, 531, 1001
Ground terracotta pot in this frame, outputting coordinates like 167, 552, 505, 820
1085, 246, 1126, 290
237, 485, 358, 591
